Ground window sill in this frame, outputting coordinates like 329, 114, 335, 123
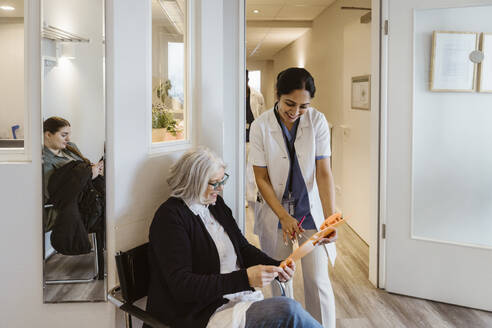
0, 148, 31, 163
149, 139, 192, 157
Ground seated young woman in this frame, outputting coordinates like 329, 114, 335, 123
145, 147, 322, 328
43, 116, 105, 269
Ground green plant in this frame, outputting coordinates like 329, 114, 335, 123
152, 103, 178, 135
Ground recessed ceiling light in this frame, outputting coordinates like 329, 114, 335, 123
253, 9, 260, 14
0, 5, 15, 11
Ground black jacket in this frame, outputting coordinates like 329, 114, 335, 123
145, 196, 280, 328
48, 160, 104, 255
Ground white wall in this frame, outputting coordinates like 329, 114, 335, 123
1, 0, 243, 327
42, 0, 105, 162
247, 59, 275, 109
0, 20, 24, 139
271, 0, 372, 242
341, 19, 372, 243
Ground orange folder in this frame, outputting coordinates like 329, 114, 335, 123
280, 213, 345, 268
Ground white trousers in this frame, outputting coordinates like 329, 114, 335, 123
268, 229, 336, 328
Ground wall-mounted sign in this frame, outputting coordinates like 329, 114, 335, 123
351, 75, 371, 110
430, 31, 479, 92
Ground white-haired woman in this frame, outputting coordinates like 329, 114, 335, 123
145, 147, 322, 328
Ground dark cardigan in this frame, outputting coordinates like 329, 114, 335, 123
145, 196, 281, 328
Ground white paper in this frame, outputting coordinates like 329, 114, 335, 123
326, 243, 337, 266
432, 32, 477, 91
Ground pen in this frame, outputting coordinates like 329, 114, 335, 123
291, 215, 306, 239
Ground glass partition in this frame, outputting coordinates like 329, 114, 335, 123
412, 6, 492, 248
152, 0, 188, 143
0, 1, 25, 149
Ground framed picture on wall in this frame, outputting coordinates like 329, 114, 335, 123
351, 75, 371, 110
430, 31, 479, 92
479, 33, 492, 93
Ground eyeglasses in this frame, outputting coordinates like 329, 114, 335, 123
208, 173, 229, 190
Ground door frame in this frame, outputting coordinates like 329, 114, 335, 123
377, 0, 389, 289
236, 0, 386, 288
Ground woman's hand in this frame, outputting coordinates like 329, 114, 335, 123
278, 259, 296, 282
98, 160, 104, 176
313, 228, 338, 246
246, 265, 283, 288
91, 161, 104, 179
279, 214, 304, 243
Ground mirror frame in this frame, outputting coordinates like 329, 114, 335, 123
40, 0, 107, 303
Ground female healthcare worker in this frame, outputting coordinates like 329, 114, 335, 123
249, 67, 337, 328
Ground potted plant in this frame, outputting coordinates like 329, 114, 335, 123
152, 79, 184, 142
152, 103, 178, 142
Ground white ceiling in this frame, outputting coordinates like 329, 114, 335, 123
246, 0, 336, 60
152, 0, 184, 35
0, 0, 24, 18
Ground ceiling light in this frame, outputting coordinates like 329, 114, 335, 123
0, 5, 15, 11
61, 43, 76, 60
253, 9, 260, 14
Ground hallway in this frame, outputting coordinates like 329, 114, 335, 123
245, 207, 492, 327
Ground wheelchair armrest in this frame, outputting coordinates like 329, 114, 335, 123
108, 286, 170, 328
273, 279, 286, 296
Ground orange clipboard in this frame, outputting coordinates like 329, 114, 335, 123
280, 213, 345, 268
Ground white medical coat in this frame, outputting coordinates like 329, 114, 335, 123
248, 107, 336, 260
249, 88, 265, 119
246, 88, 266, 203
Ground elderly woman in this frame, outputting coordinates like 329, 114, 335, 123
145, 148, 322, 328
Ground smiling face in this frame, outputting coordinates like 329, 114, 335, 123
44, 126, 71, 152
277, 89, 311, 128
203, 166, 225, 204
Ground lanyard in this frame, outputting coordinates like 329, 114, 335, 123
273, 102, 299, 194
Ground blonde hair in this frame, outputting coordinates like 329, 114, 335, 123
167, 147, 226, 203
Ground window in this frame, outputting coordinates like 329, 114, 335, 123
0, 2, 25, 154
248, 70, 261, 93
151, 0, 188, 145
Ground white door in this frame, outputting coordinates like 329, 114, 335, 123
384, 0, 492, 311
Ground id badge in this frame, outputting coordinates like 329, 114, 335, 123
282, 193, 296, 216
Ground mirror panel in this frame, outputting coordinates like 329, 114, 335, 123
41, 0, 106, 303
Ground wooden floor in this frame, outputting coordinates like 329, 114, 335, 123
245, 206, 492, 328
44, 252, 106, 303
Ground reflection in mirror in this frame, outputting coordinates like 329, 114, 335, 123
0, 0, 25, 149
41, 0, 106, 302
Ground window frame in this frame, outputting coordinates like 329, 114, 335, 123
148, 0, 194, 156
0, 0, 33, 163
